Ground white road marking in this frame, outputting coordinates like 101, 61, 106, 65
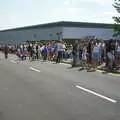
60, 63, 71, 66
43, 61, 70, 66
76, 85, 117, 103
29, 67, 41, 72
11, 60, 17, 63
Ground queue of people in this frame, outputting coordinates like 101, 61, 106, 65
0, 41, 70, 63
72, 39, 120, 73
0, 39, 120, 73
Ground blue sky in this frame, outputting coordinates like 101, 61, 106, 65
0, 0, 118, 30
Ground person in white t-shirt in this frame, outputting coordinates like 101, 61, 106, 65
101, 41, 106, 63
38, 45, 41, 59
62, 43, 66, 52
20, 44, 24, 53
56, 41, 64, 63
31, 44, 36, 60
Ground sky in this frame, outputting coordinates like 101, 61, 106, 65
0, 0, 119, 30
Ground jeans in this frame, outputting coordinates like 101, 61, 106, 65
56, 51, 63, 63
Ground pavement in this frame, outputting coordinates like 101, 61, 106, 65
0, 52, 120, 120
62, 59, 120, 76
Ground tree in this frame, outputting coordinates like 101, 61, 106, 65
113, 0, 120, 36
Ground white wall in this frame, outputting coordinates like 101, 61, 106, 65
0, 27, 62, 43
63, 27, 114, 40
0, 26, 116, 43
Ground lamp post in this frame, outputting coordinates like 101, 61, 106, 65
56, 32, 63, 41
56, 33, 59, 40
59, 32, 63, 40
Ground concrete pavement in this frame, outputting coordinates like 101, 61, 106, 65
0, 53, 120, 120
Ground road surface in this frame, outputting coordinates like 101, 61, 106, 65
0, 53, 120, 120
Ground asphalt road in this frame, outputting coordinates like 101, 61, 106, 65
0, 53, 120, 120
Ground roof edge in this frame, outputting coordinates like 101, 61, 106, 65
0, 21, 117, 32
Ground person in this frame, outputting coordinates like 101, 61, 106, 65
72, 40, 79, 67
27, 44, 33, 60
62, 41, 66, 60
47, 42, 52, 61
101, 41, 106, 64
23, 44, 28, 60
51, 41, 57, 61
20, 44, 24, 53
80, 44, 88, 70
17, 46, 21, 58
64, 48, 68, 60
107, 50, 115, 72
42, 45, 48, 61
32, 44, 37, 60
38, 44, 42, 59
36, 44, 39, 60
115, 41, 120, 68
56, 40, 64, 63
4, 44, 9, 59
91, 41, 101, 71
87, 40, 92, 70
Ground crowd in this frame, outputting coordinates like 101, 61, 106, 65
72, 39, 120, 72
15, 41, 72, 62
0, 40, 72, 62
0, 39, 120, 73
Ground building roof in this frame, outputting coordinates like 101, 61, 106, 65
0, 21, 118, 32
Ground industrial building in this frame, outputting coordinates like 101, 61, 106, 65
0, 21, 118, 43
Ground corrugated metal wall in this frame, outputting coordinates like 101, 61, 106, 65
0, 26, 116, 44
0, 27, 63, 43
63, 27, 114, 40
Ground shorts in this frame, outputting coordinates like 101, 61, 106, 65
92, 52, 101, 61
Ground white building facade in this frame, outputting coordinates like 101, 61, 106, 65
63, 27, 114, 40
0, 21, 117, 43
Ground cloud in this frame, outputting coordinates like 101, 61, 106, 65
80, 0, 113, 5
0, 13, 42, 30
63, 0, 113, 6
0, 0, 116, 30
103, 11, 119, 16
63, 0, 70, 5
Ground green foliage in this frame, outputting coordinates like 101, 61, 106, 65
113, 0, 120, 13
113, 0, 120, 37
113, 0, 120, 36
